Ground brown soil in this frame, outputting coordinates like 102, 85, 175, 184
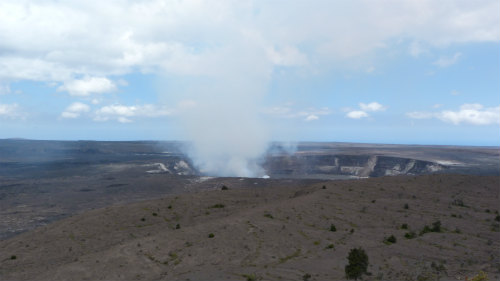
1, 174, 499, 281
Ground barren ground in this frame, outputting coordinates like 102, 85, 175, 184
1, 174, 499, 281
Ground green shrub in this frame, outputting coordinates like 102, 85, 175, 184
303, 273, 312, 281
10, 255, 16, 260
243, 273, 257, 281
330, 224, 337, 232
175, 224, 180, 229
405, 231, 417, 239
420, 220, 442, 235
221, 185, 228, 190
152, 212, 158, 216
469, 271, 488, 281
384, 235, 397, 245
208, 233, 214, 238
495, 215, 500, 222
210, 203, 225, 209
264, 213, 274, 219
345, 247, 369, 280
326, 244, 335, 249
401, 223, 408, 229
404, 203, 409, 209
430, 221, 441, 232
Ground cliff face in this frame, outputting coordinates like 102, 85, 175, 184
263, 154, 444, 178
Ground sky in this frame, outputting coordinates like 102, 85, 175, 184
1, 0, 499, 147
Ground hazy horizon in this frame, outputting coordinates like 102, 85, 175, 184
2, 138, 498, 148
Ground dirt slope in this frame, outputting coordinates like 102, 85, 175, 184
1, 174, 499, 281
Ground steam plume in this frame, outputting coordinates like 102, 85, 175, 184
171, 39, 273, 177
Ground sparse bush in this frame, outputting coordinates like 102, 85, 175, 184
322, 185, 326, 189
420, 225, 432, 235
491, 223, 499, 232
10, 255, 16, 260
326, 244, 335, 249
420, 220, 442, 235
140, 217, 146, 222
330, 224, 337, 232
345, 247, 369, 280
303, 273, 312, 281
371, 200, 376, 203
242, 273, 257, 281
350, 229, 354, 234
431, 261, 446, 272
495, 215, 500, 222
208, 233, 214, 238
210, 203, 225, 209
452, 199, 466, 207
152, 212, 158, 216
405, 231, 417, 239
264, 213, 274, 219
167, 205, 172, 209
175, 223, 180, 229
404, 203, 409, 209
431, 220, 441, 232
401, 223, 408, 229
221, 185, 228, 190
384, 235, 397, 245
469, 271, 488, 281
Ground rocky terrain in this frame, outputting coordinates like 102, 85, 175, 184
0, 140, 498, 280
1, 174, 499, 281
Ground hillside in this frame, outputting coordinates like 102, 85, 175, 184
1, 174, 498, 281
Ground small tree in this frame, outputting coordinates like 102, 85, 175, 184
345, 247, 369, 280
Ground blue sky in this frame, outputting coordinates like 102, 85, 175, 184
0, 0, 499, 146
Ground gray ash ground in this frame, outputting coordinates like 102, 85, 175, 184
1, 174, 498, 281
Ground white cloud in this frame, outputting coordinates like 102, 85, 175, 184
94, 104, 171, 123
58, 77, 116, 97
0, 103, 24, 119
433, 52, 462, 67
346, 110, 369, 119
439, 104, 500, 125
305, 114, 319, 121
359, 102, 387, 112
61, 102, 90, 119
406, 104, 500, 125
265, 105, 331, 120
346, 101, 386, 119
409, 41, 426, 57
0, 0, 497, 87
266, 45, 308, 67
406, 111, 434, 119
0, 84, 11, 95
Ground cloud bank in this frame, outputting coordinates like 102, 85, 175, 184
407, 104, 500, 125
